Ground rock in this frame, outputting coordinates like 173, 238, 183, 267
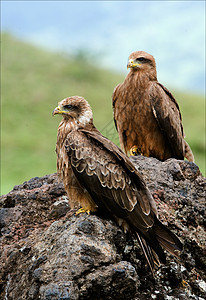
0, 157, 205, 299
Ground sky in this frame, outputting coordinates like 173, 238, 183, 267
1, 0, 205, 93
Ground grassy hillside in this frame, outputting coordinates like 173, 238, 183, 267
1, 33, 205, 195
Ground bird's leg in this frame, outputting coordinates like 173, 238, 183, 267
75, 197, 97, 216
75, 207, 91, 215
181, 280, 188, 288
130, 145, 141, 156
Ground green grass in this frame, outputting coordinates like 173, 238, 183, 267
174, 90, 205, 173
1, 33, 205, 195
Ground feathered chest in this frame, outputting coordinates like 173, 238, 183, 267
56, 121, 77, 179
56, 136, 69, 179
126, 72, 150, 98
115, 73, 153, 123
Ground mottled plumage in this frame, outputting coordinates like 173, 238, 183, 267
112, 51, 194, 161
53, 96, 182, 272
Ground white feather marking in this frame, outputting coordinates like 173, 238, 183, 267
152, 106, 157, 119
77, 109, 92, 126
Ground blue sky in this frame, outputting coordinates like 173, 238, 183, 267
1, 0, 205, 93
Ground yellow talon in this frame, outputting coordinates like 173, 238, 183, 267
76, 207, 91, 215
181, 279, 188, 288
130, 145, 139, 156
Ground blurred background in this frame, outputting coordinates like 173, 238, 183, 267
1, 1, 205, 195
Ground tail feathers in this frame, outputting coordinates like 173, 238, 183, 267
184, 140, 194, 162
154, 217, 183, 257
156, 236, 181, 257
135, 217, 182, 272
136, 233, 162, 273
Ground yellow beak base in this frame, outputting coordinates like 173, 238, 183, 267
127, 59, 140, 69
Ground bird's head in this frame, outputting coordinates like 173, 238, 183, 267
127, 51, 156, 76
52, 96, 93, 126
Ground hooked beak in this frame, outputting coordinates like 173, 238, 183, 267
52, 106, 62, 116
127, 59, 140, 69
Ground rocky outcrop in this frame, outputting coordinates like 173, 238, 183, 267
0, 157, 205, 300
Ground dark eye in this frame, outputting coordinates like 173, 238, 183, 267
64, 105, 73, 110
137, 57, 145, 62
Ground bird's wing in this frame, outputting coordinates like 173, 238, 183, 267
65, 128, 182, 266
112, 83, 132, 152
112, 83, 121, 131
65, 128, 156, 228
150, 82, 185, 159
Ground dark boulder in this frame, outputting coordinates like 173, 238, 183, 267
0, 157, 205, 299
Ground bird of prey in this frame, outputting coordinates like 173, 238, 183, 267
112, 51, 194, 162
52, 96, 182, 272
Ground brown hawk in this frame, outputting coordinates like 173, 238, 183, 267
52, 96, 182, 272
112, 51, 194, 161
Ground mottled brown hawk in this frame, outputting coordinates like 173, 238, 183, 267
52, 96, 182, 272
112, 51, 194, 161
